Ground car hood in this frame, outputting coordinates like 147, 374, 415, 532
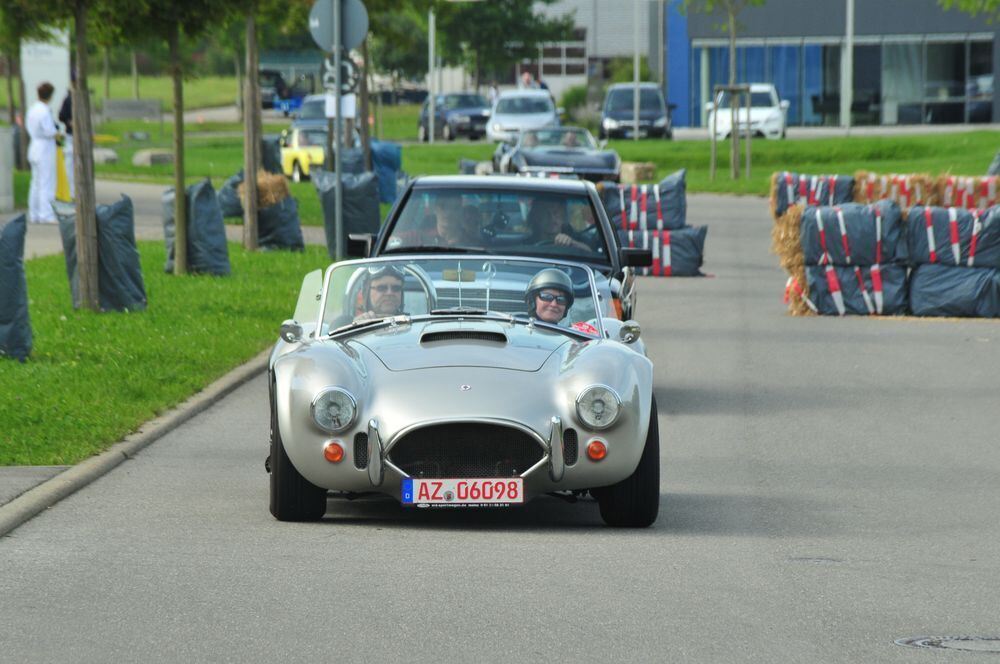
605, 109, 665, 122
519, 148, 616, 170
352, 319, 573, 372
491, 113, 558, 130
712, 107, 779, 124
446, 106, 490, 117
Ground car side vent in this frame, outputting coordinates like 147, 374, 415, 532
563, 428, 579, 466
354, 432, 369, 469
420, 331, 508, 344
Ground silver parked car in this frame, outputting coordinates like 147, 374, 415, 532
487, 89, 561, 143
268, 255, 659, 527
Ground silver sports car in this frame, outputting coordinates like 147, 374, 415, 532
268, 255, 659, 527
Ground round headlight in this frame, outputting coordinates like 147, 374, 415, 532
575, 385, 622, 430
311, 387, 357, 433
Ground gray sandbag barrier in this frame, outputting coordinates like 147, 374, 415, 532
340, 147, 366, 175
258, 197, 305, 251
371, 140, 402, 203
989, 151, 1000, 177
909, 263, 1000, 317
906, 205, 1000, 269
163, 179, 231, 275
805, 264, 908, 316
217, 170, 244, 218
0, 214, 31, 361
312, 168, 380, 259
603, 170, 687, 232
774, 172, 854, 218
458, 158, 477, 175
617, 226, 707, 277
55, 197, 147, 312
261, 136, 282, 174
800, 201, 906, 266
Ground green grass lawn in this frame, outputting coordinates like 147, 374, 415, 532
0, 76, 241, 113
374, 103, 420, 142
0, 241, 330, 466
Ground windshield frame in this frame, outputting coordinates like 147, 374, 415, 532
520, 127, 597, 149
315, 254, 606, 340
494, 95, 555, 115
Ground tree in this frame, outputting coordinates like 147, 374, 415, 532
435, 0, 574, 89
939, 0, 1000, 21
684, 0, 766, 179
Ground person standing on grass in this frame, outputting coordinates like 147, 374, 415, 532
26, 82, 61, 224
58, 74, 74, 199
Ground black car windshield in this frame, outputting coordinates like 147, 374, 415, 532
521, 128, 596, 150
716, 91, 776, 108
299, 99, 325, 119
384, 188, 609, 265
442, 94, 487, 109
606, 89, 664, 112
495, 96, 554, 114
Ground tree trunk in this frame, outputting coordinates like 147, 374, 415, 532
242, 8, 260, 251
5, 55, 15, 126
360, 38, 372, 170
17, 55, 28, 169
131, 50, 139, 99
72, 0, 100, 311
169, 24, 187, 274
234, 50, 243, 123
728, 8, 739, 180
103, 47, 110, 101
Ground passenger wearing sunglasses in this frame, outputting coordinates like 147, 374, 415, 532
354, 265, 406, 322
525, 268, 575, 324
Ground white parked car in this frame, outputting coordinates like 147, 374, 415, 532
487, 89, 561, 143
705, 83, 789, 140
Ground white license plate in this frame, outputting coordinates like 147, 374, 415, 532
624, 129, 649, 138
402, 478, 524, 505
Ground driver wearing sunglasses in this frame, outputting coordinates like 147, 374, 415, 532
525, 268, 575, 324
355, 265, 406, 322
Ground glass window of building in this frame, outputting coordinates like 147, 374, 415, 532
882, 42, 923, 125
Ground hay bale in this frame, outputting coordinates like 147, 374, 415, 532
238, 170, 290, 209
620, 162, 656, 184
785, 263, 815, 316
853, 170, 874, 203
937, 174, 997, 209
768, 171, 781, 221
771, 203, 804, 271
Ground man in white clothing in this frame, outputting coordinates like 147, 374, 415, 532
26, 82, 60, 223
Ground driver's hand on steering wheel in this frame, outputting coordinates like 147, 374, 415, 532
353, 311, 378, 323
554, 233, 586, 250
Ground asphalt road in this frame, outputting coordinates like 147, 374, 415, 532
3, 194, 1000, 662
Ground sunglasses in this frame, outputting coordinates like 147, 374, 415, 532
372, 284, 403, 294
537, 292, 568, 305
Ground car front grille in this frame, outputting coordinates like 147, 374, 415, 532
388, 423, 544, 478
563, 428, 579, 466
354, 432, 369, 469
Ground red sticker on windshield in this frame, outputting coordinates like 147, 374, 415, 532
571, 321, 598, 335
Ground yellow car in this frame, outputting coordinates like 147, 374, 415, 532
280, 127, 328, 182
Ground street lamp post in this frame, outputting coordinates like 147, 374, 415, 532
428, 7, 436, 144
633, 0, 640, 141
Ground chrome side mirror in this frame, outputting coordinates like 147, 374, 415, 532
619, 320, 641, 344
280, 319, 303, 344
598, 138, 609, 149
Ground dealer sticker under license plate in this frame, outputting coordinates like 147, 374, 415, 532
402, 478, 524, 505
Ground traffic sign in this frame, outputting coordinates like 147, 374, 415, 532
309, 0, 369, 52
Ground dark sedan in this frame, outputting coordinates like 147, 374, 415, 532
418, 93, 491, 141
495, 127, 621, 183
600, 83, 673, 140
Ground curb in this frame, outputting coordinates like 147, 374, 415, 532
0, 349, 271, 538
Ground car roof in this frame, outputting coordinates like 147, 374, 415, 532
496, 89, 553, 99
303, 94, 325, 103
607, 82, 662, 90
748, 83, 777, 92
411, 175, 593, 195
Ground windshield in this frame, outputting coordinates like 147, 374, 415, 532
716, 91, 776, 108
606, 88, 664, 112
521, 128, 596, 149
318, 257, 603, 336
384, 187, 609, 265
299, 99, 325, 119
442, 94, 487, 109
495, 96, 554, 115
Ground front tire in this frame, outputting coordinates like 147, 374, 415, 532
593, 396, 660, 527
417, 124, 427, 142
291, 161, 304, 183
269, 378, 327, 521
443, 123, 454, 141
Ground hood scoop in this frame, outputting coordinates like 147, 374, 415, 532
420, 330, 508, 345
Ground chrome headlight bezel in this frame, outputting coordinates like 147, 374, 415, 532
575, 384, 623, 430
310, 387, 358, 433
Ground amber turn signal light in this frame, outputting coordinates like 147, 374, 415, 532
587, 440, 607, 461
324, 441, 345, 463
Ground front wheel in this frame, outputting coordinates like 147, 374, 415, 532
417, 124, 427, 142
593, 396, 660, 527
269, 378, 327, 521
291, 161, 304, 183
442, 123, 454, 141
